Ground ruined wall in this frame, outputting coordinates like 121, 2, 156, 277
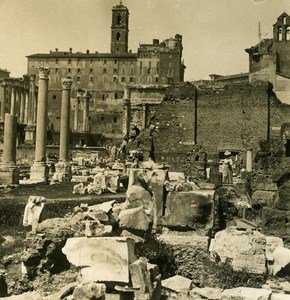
153, 83, 290, 171
275, 74, 290, 105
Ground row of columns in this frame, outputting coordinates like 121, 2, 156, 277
73, 90, 91, 133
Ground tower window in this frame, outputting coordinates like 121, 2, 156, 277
155, 77, 159, 83
115, 93, 118, 99
77, 76, 81, 82
103, 68, 107, 74
278, 27, 283, 41
89, 76, 94, 83
130, 77, 134, 83
68, 68, 71, 73
117, 15, 122, 25
121, 77, 126, 82
113, 76, 118, 83
113, 117, 117, 123
114, 68, 118, 74
90, 68, 93, 74
102, 94, 105, 100
287, 26, 290, 41
53, 95, 57, 100
116, 32, 121, 41
101, 117, 104, 121
283, 16, 287, 25
77, 68, 81, 74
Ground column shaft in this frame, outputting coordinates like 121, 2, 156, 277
246, 149, 253, 172
19, 90, 25, 124
82, 97, 89, 132
0, 85, 6, 122
74, 98, 79, 132
10, 87, 16, 116
24, 91, 29, 124
2, 113, 17, 163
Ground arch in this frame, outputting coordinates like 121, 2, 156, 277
116, 32, 121, 41
278, 27, 283, 41
287, 26, 290, 41
117, 15, 122, 25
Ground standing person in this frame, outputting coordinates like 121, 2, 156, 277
222, 151, 233, 184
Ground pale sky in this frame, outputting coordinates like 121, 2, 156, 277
0, 0, 289, 81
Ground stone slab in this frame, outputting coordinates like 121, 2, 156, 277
62, 237, 136, 283
221, 287, 271, 300
161, 275, 192, 293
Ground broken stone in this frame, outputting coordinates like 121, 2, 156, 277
221, 287, 271, 300
265, 236, 283, 261
87, 184, 102, 195
271, 294, 290, 300
210, 228, 267, 274
190, 287, 222, 300
234, 219, 258, 230
161, 275, 193, 293
198, 182, 215, 190
129, 258, 152, 299
73, 282, 106, 300
119, 206, 151, 231
85, 210, 109, 222
121, 230, 145, 244
162, 190, 214, 229
56, 282, 78, 299
272, 246, 290, 275
62, 237, 135, 283
89, 200, 116, 213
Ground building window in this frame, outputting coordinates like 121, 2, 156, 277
283, 16, 287, 25
114, 60, 118, 64
89, 76, 94, 83
130, 77, 134, 83
102, 94, 105, 100
130, 68, 134, 75
117, 15, 121, 25
287, 26, 290, 41
55, 68, 58, 74
101, 117, 104, 121
68, 68, 71, 73
116, 32, 121, 41
77, 68, 81, 74
104, 60, 107, 65
114, 68, 118, 75
113, 117, 117, 123
56, 59, 59, 64
155, 77, 159, 83
121, 77, 126, 82
53, 95, 57, 100
68, 59, 71, 64
148, 76, 152, 83
90, 59, 93, 64
113, 76, 118, 83
103, 68, 107, 74
90, 68, 93, 74
77, 76, 81, 82
116, 47, 119, 52
278, 27, 283, 41
115, 93, 118, 99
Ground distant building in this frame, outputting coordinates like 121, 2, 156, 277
0, 68, 10, 79
245, 12, 290, 104
26, 2, 185, 138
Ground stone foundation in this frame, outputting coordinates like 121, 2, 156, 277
30, 162, 49, 183
0, 163, 19, 185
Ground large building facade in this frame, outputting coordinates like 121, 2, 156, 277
26, 2, 185, 139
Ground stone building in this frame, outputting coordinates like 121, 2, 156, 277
246, 12, 290, 104
26, 1, 185, 139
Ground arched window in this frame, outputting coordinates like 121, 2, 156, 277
116, 32, 121, 41
278, 27, 283, 41
287, 26, 290, 41
117, 15, 122, 25
283, 16, 287, 25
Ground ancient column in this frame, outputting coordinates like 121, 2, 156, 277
24, 75, 36, 144
0, 84, 6, 122
55, 78, 73, 181
82, 91, 90, 132
19, 89, 25, 124
142, 102, 147, 129
10, 87, 16, 116
122, 86, 131, 137
74, 97, 79, 132
24, 90, 29, 124
30, 67, 50, 182
246, 148, 253, 173
0, 113, 19, 184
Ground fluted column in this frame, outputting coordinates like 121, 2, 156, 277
0, 84, 6, 122
19, 89, 25, 124
24, 90, 29, 124
74, 98, 79, 132
82, 92, 90, 132
142, 103, 147, 129
29, 75, 36, 126
30, 67, 50, 183
10, 87, 16, 116
122, 86, 131, 137
55, 78, 73, 182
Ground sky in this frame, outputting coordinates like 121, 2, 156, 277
0, 0, 289, 81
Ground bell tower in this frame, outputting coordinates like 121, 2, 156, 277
111, 1, 129, 54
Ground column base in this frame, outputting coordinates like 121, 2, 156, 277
24, 125, 36, 144
53, 161, 72, 182
0, 162, 19, 185
30, 162, 49, 183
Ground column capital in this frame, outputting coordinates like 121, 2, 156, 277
61, 78, 73, 90
30, 74, 36, 82
38, 67, 50, 80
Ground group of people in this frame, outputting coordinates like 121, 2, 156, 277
221, 151, 242, 184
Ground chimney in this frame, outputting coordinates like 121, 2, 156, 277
86, 49, 90, 54
69, 47, 72, 53
153, 39, 159, 45
55, 48, 58, 52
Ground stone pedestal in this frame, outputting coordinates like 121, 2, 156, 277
54, 161, 72, 182
30, 162, 49, 183
24, 125, 36, 144
0, 162, 19, 185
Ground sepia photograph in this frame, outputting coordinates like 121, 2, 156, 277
0, 0, 290, 299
